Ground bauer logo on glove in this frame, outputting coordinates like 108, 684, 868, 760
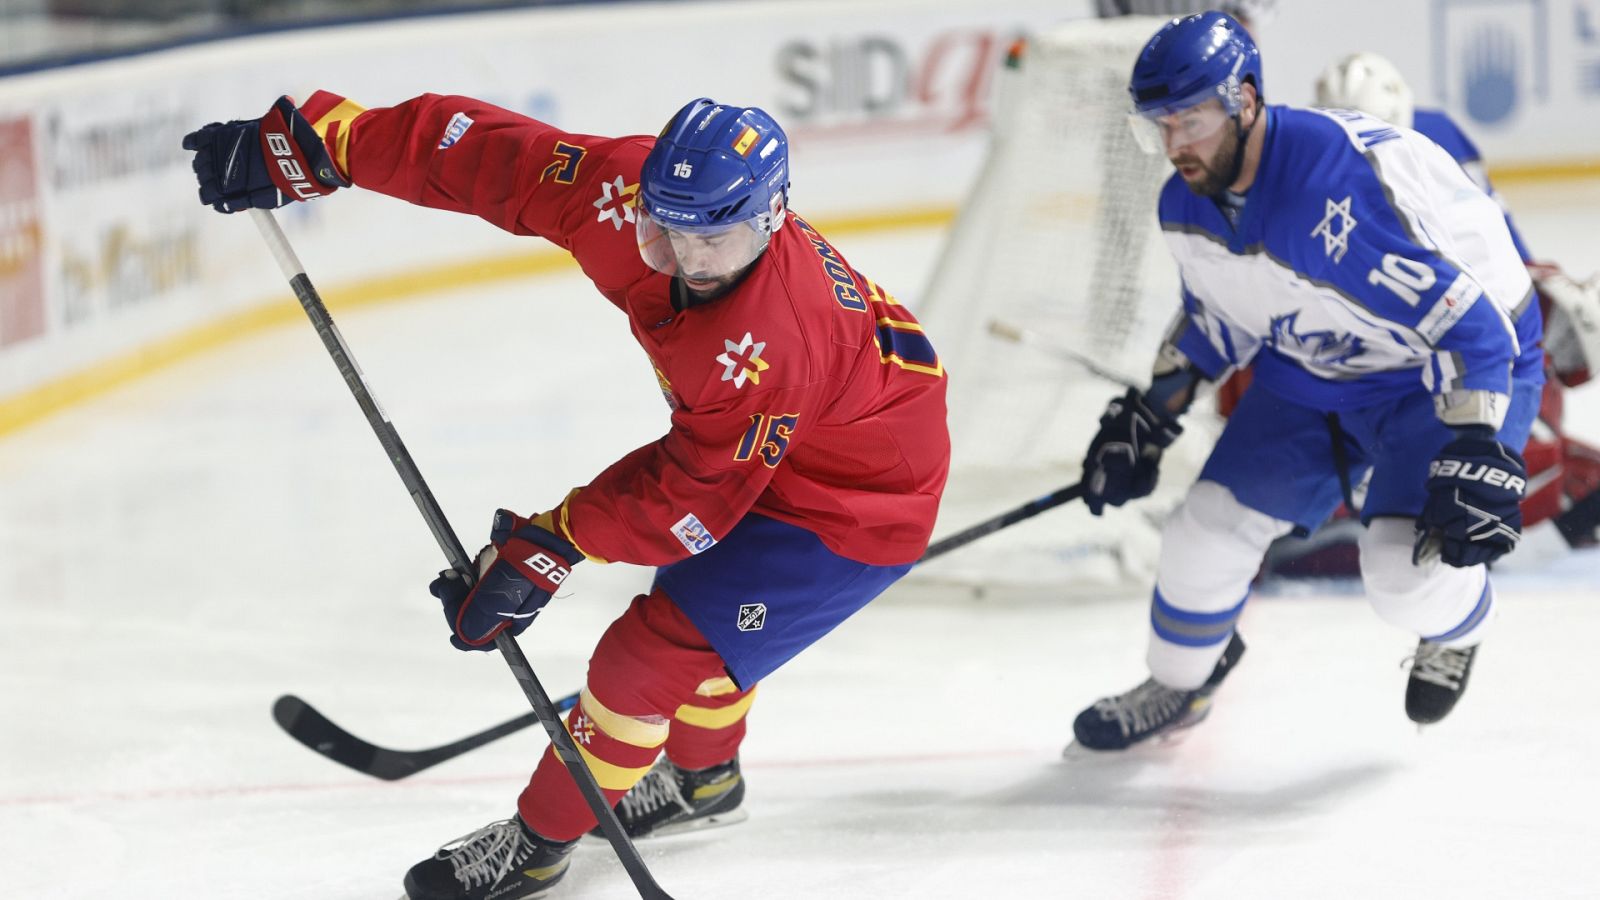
1425, 458, 1528, 492
429, 508, 584, 651
1415, 434, 1527, 568
517, 549, 571, 586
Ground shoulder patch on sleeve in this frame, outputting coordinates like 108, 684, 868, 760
437, 112, 474, 149
671, 513, 717, 555
1416, 273, 1484, 344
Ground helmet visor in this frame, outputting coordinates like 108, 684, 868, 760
1128, 96, 1233, 154
636, 210, 771, 281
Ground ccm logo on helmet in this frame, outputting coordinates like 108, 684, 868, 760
264, 131, 323, 201
1428, 459, 1527, 495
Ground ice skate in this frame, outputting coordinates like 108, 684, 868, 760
1404, 640, 1479, 725
403, 816, 575, 900
1068, 632, 1246, 753
596, 755, 747, 839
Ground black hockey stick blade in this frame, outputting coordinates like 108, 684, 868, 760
272, 692, 576, 780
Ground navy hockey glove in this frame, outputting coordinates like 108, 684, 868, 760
1414, 430, 1527, 568
181, 96, 348, 214
430, 509, 583, 652
1082, 387, 1183, 516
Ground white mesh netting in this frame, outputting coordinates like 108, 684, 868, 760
910, 16, 1222, 597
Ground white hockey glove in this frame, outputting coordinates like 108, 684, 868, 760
1536, 269, 1600, 386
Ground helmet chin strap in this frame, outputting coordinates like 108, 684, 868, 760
1221, 110, 1252, 192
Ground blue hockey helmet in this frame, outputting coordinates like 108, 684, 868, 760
1127, 12, 1262, 153
636, 98, 790, 283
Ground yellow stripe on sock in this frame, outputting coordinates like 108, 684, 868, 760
674, 689, 756, 731
571, 741, 656, 792
577, 689, 669, 749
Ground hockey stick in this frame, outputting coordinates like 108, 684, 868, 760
272, 692, 577, 781
918, 481, 1085, 561
275, 482, 1087, 780
249, 209, 673, 900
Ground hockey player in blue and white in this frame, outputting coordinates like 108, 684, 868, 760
1070, 12, 1545, 752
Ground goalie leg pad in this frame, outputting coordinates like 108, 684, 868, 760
1148, 480, 1294, 689
1360, 517, 1495, 647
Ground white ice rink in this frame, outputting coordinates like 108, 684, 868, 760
4, 186, 1600, 899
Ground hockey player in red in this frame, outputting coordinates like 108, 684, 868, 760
182, 94, 948, 899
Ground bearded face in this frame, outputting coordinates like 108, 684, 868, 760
1170, 117, 1245, 198
1138, 84, 1259, 198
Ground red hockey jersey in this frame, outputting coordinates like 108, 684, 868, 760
301, 92, 949, 567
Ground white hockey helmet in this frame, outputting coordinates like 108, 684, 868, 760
1315, 52, 1414, 129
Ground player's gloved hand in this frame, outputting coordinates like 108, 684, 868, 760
181, 95, 349, 214
1414, 429, 1527, 568
1082, 387, 1183, 516
429, 509, 583, 651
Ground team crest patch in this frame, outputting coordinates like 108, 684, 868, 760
1310, 195, 1357, 263
438, 112, 474, 149
671, 513, 716, 555
652, 363, 679, 410
737, 603, 767, 632
593, 176, 639, 231
716, 332, 770, 389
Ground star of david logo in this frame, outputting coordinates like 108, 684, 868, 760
1310, 195, 1357, 264
593, 176, 638, 231
716, 332, 770, 389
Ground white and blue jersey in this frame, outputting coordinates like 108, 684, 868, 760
1163, 105, 1541, 418
1411, 108, 1533, 263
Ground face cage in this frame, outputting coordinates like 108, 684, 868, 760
635, 193, 783, 281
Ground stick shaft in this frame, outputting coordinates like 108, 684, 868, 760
919, 483, 1084, 562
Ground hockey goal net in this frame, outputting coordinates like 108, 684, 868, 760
910, 16, 1221, 596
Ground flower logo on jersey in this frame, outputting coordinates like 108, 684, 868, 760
1311, 196, 1358, 264
716, 332, 770, 389
593, 176, 638, 231
571, 714, 595, 746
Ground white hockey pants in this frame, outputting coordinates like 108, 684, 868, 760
1147, 480, 1495, 689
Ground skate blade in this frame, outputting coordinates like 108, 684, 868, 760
648, 807, 750, 838
589, 808, 750, 842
